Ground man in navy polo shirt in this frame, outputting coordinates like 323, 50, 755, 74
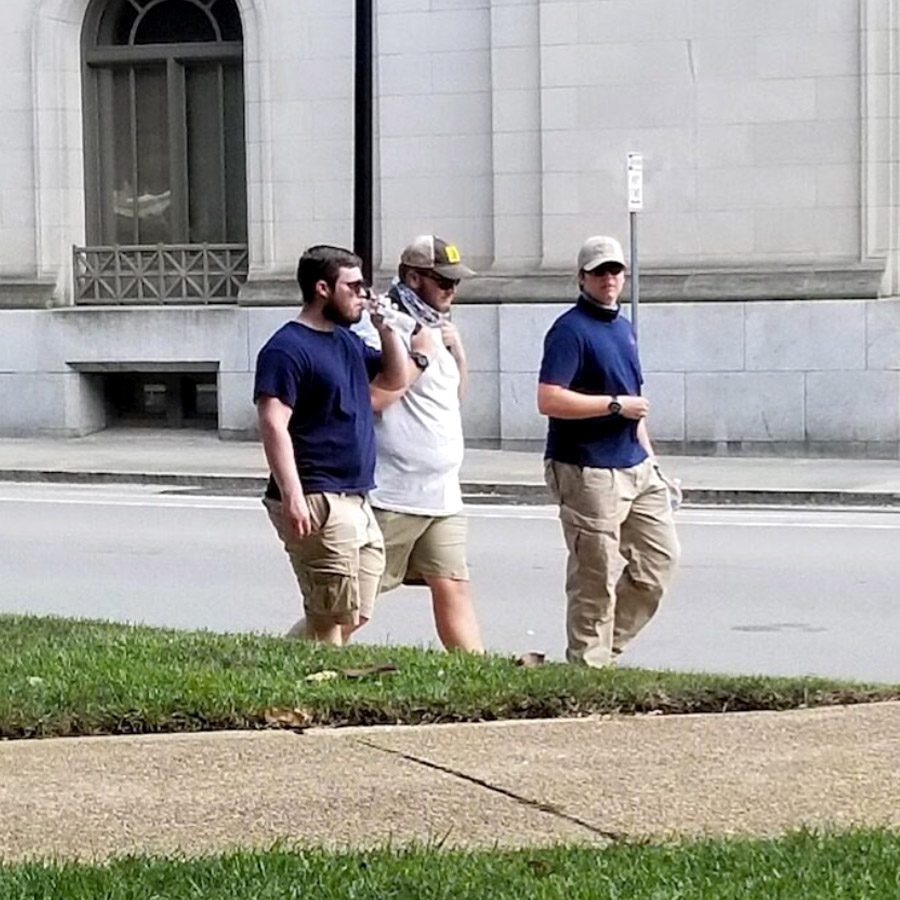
254, 244, 407, 646
537, 235, 680, 667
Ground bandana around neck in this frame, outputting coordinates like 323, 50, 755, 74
388, 279, 446, 329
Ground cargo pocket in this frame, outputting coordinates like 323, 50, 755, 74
299, 569, 359, 624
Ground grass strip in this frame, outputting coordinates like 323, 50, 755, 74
1, 614, 898, 740
2, 830, 899, 899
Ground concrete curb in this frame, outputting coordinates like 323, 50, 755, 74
462, 483, 900, 508
2, 468, 900, 507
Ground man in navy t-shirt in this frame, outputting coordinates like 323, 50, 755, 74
537, 235, 680, 667
254, 244, 407, 645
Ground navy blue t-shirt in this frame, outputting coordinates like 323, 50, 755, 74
254, 321, 382, 498
539, 296, 647, 469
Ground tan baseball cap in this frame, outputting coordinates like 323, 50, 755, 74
577, 235, 627, 272
400, 235, 476, 279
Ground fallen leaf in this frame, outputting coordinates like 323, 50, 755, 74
304, 670, 340, 683
264, 707, 313, 729
516, 652, 546, 668
341, 663, 398, 679
528, 859, 555, 877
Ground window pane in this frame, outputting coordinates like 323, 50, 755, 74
134, 1, 217, 44
211, 0, 243, 41
134, 66, 171, 243
186, 64, 225, 243
223, 63, 247, 242
95, 0, 139, 46
109, 68, 137, 244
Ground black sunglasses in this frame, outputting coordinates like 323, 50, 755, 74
586, 263, 625, 277
419, 270, 459, 291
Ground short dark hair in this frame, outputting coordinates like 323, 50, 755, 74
296, 245, 363, 304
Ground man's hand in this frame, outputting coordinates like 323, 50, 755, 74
619, 396, 649, 420
440, 321, 466, 362
365, 291, 395, 333
283, 490, 313, 538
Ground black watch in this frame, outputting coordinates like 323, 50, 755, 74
608, 395, 622, 415
410, 351, 430, 371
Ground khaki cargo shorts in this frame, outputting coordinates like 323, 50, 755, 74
374, 508, 469, 593
264, 493, 385, 626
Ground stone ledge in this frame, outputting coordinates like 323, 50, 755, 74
456, 261, 887, 305
238, 278, 300, 306
0, 280, 59, 309
163, 262, 887, 307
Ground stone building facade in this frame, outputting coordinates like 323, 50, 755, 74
1, 0, 899, 455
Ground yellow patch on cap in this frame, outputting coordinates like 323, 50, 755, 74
444, 244, 461, 263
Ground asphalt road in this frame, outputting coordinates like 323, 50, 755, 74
1, 483, 898, 683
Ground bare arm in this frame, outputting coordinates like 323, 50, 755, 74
257, 395, 312, 537
537, 382, 649, 420
370, 326, 438, 413
370, 372, 414, 413
637, 417, 656, 459
441, 320, 468, 401
373, 319, 408, 393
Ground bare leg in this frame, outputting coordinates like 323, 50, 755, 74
341, 617, 369, 644
424, 575, 483, 652
288, 615, 369, 645
305, 615, 343, 646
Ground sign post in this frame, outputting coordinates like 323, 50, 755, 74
627, 152, 643, 336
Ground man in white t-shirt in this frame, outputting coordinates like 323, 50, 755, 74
361, 235, 483, 652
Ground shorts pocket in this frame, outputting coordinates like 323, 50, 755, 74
306, 493, 332, 533
544, 460, 560, 499
298, 569, 358, 623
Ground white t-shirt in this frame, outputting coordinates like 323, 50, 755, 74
354, 310, 464, 516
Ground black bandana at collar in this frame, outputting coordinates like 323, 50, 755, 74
577, 293, 620, 322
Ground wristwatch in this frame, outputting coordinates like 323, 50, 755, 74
410, 351, 430, 371
608, 395, 622, 415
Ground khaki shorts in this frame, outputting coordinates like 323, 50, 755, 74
374, 509, 469, 593
264, 493, 385, 626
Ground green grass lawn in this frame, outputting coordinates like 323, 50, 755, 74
2, 614, 897, 739
2, 831, 899, 899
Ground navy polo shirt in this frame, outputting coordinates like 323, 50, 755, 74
254, 321, 382, 498
539, 296, 647, 469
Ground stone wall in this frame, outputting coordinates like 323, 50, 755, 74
0, 0, 898, 452
1, 299, 897, 457
453, 297, 900, 457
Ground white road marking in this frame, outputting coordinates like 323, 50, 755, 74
1, 490, 900, 529
464, 506, 900, 530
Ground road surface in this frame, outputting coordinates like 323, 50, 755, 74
1, 483, 898, 682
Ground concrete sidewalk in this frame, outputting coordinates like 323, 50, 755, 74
1, 703, 898, 861
0, 429, 899, 505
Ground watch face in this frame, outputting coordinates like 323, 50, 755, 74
609, 401, 622, 414
411, 352, 429, 370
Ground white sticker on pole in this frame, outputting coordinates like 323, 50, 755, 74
627, 152, 643, 211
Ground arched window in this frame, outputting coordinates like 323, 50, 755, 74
82, 0, 247, 249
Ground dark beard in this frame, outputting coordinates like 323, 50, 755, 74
323, 297, 361, 327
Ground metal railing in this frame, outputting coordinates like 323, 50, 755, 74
73, 243, 249, 305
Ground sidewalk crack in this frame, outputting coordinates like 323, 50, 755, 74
355, 738, 624, 842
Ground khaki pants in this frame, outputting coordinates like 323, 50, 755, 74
264, 493, 385, 626
545, 457, 680, 668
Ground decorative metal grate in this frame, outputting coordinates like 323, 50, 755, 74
73, 243, 249, 305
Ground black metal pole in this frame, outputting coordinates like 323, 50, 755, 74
354, 0, 374, 283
